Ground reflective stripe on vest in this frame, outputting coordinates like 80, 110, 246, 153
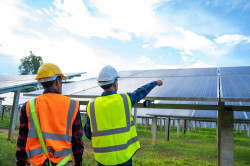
27, 98, 76, 157
90, 94, 131, 137
27, 146, 72, 158
93, 136, 138, 153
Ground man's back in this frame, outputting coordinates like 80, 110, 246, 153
87, 93, 140, 165
25, 93, 79, 165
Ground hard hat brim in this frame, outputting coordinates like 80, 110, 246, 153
61, 74, 67, 80
37, 74, 67, 83
97, 77, 118, 86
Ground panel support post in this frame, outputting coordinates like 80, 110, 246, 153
188, 120, 191, 132
217, 103, 234, 166
0, 101, 4, 120
182, 120, 186, 134
8, 90, 20, 140
16, 107, 21, 127
170, 119, 172, 131
145, 118, 148, 130
134, 107, 137, 129
247, 123, 250, 138
177, 119, 180, 138
0, 101, 2, 119
173, 119, 175, 129
165, 117, 170, 141
244, 124, 246, 135
152, 116, 157, 146
194, 121, 197, 130
236, 123, 240, 131
8, 107, 11, 118
160, 117, 162, 134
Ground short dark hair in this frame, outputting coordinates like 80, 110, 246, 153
100, 78, 117, 90
100, 83, 113, 89
41, 76, 62, 89
41, 80, 55, 88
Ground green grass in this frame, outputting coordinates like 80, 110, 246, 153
0, 134, 18, 166
0, 114, 14, 129
0, 122, 250, 166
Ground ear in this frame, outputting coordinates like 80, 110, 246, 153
114, 80, 118, 88
55, 78, 59, 86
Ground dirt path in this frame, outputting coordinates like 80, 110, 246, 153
0, 129, 18, 135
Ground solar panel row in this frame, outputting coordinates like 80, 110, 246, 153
23, 66, 250, 103
132, 108, 248, 120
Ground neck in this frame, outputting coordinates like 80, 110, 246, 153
104, 87, 115, 92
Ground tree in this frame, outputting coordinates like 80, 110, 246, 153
18, 51, 43, 75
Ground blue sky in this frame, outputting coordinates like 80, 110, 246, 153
0, 0, 250, 77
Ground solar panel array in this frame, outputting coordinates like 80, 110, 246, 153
70, 68, 219, 101
23, 66, 250, 120
0, 92, 32, 106
0, 73, 85, 94
132, 108, 248, 121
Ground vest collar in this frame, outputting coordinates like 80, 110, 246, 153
43, 88, 60, 94
102, 91, 116, 96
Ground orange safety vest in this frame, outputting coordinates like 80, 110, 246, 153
25, 93, 79, 166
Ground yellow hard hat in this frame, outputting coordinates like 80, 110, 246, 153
35, 62, 67, 82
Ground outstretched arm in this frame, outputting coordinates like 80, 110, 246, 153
127, 80, 163, 107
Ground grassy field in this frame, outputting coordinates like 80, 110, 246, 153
0, 121, 250, 166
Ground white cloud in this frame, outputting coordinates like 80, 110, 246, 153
0, 0, 36, 34
0, 0, 136, 77
137, 56, 151, 64
189, 60, 216, 68
47, 0, 171, 40
154, 27, 214, 55
0, 0, 249, 77
215, 34, 249, 45
0, 0, 176, 78
181, 56, 189, 62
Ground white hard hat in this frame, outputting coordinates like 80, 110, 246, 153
97, 65, 119, 86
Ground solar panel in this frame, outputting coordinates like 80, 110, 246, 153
173, 68, 218, 77
137, 108, 194, 117
119, 68, 218, 78
158, 101, 218, 105
197, 101, 218, 105
192, 110, 217, 118
0, 92, 33, 106
220, 76, 250, 102
71, 76, 218, 101
220, 66, 250, 76
71, 77, 157, 97
159, 100, 197, 104
241, 102, 250, 106
125, 69, 180, 77
149, 76, 218, 100
234, 111, 247, 119
245, 112, 250, 119
145, 109, 247, 120
0, 73, 85, 94
118, 70, 146, 77
26, 78, 98, 96
0, 75, 36, 91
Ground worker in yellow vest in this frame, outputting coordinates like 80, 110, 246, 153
84, 65, 163, 166
16, 63, 84, 166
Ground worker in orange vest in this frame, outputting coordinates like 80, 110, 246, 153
16, 63, 84, 166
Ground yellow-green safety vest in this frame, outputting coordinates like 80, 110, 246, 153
87, 94, 140, 165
